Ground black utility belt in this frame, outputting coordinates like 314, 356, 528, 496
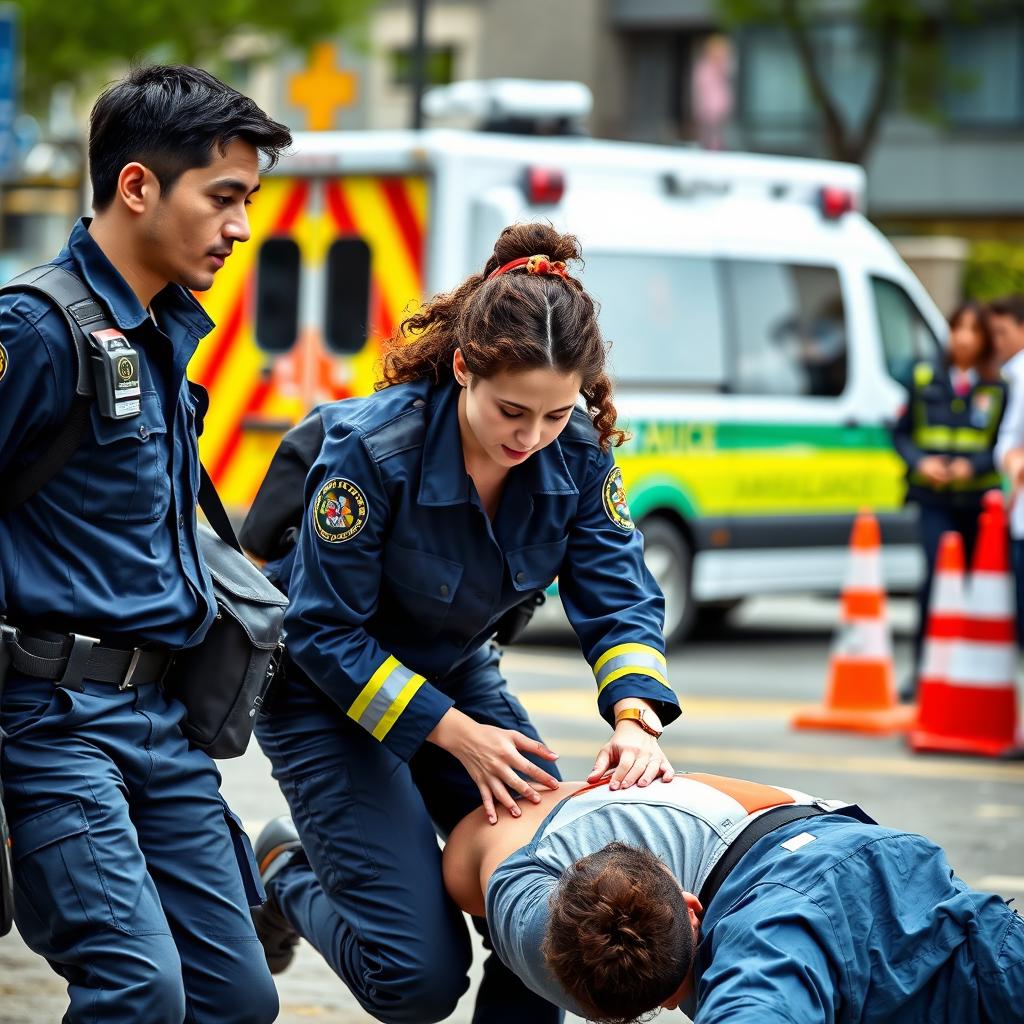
0, 625, 174, 691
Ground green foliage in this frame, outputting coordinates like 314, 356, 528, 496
12, 0, 376, 113
963, 241, 1024, 302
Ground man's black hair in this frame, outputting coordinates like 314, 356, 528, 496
989, 294, 1024, 325
89, 64, 292, 210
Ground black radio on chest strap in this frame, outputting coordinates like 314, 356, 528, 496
89, 327, 141, 419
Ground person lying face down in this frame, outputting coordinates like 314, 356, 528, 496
442, 773, 1024, 1024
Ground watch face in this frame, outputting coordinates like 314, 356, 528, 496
638, 711, 663, 737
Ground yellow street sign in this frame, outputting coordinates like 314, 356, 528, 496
288, 42, 357, 131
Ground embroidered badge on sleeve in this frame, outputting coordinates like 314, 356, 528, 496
313, 478, 369, 543
603, 466, 634, 531
0, 341, 8, 383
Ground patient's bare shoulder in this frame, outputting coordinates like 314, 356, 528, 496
443, 782, 583, 918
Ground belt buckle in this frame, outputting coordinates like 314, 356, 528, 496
120, 649, 143, 690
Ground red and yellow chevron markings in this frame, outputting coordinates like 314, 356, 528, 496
191, 178, 310, 508
324, 175, 427, 393
191, 173, 427, 512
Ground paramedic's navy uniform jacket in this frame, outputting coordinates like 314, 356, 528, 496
0, 218, 216, 647
284, 376, 680, 762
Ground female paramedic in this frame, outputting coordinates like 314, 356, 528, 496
892, 301, 1006, 698
249, 222, 681, 1024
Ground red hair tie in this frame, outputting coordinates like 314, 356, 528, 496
487, 254, 569, 281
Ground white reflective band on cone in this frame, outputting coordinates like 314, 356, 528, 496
832, 619, 891, 658
844, 553, 883, 591
921, 639, 955, 679
968, 573, 1015, 617
947, 642, 1017, 686
930, 575, 965, 615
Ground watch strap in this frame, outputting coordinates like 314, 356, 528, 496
614, 707, 663, 738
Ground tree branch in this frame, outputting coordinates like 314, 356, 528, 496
851, 17, 899, 164
781, 0, 849, 160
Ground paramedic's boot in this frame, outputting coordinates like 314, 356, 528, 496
251, 816, 302, 974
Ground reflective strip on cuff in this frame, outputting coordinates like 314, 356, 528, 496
348, 655, 427, 741
593, 643, 670, 694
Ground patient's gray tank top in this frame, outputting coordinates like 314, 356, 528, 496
486, 774, 819, 1015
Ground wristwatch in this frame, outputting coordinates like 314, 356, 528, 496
614, 707, 663, 739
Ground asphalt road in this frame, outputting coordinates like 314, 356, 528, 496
3, 595, 1023, 1022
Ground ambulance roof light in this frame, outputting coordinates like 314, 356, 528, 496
819, 186, 855, 219
524, 166, 565, 205
423, 79, 592, 135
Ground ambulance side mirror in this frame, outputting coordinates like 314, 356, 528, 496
325, 237, 372, 354
255, 237, 301, 353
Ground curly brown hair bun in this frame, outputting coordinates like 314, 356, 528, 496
378, 222, 627, 450
543, 843, 694, 1024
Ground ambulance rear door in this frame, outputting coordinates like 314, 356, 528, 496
190, 167, 429, 513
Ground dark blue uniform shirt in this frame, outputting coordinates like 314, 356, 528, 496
0, 219, 217, 648
284, 376, 681, 763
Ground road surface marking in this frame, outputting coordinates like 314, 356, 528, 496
976, 804, 1022, 819
519, 687, 800, 720
543, 738, 1024, 785
976, 875, 1024, 892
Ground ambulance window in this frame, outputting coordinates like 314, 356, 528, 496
724, 261, 847, 398
871, 277, 942, 386
582, 253, 726, 387
325, 238, 371, 354
255, 237, 300, 353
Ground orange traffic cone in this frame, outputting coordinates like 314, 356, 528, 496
911, 491, 1018, 757
793, 511, 915, 734
909, 531, 966, 746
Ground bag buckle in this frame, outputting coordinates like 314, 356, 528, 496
57, 633, 100, 692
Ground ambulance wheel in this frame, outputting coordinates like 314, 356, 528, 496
640, 517, 695, 647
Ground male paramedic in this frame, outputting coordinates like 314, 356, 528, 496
444, 773, 1024, 1023
0, 66, 290, 1022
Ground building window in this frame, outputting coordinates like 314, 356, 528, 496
943, 14, 1024, 126
738, 22, 877, 132
390, 46, 455, 87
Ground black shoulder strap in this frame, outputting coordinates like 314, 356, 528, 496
0, 265, 107, 516
0, 264, 107, 398
0, 264, 238, 547
198, 464, 243, 554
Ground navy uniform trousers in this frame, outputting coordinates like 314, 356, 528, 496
1, 673, 279, 1024
255, 643, 564, 1024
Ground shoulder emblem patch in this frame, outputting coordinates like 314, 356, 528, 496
0, 341, 7, 383
602, 466, 634, 531
312, 478, 369, 544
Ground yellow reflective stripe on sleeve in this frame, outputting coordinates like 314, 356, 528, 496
593, 642, 667, 677
592, 643, 670, 695
348, 655, 425, 739
597, 665, 671, 694
371, 673, 427, 741
348, 655, 399, 723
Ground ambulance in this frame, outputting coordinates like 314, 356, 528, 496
193, 102, 945, 644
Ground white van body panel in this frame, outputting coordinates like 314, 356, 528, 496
274, 130, 943, 617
